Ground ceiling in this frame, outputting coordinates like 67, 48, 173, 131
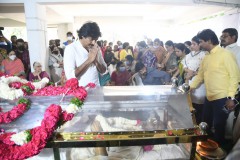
0, 3, 234, 27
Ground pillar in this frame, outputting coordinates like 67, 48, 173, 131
24, 1, 49, 74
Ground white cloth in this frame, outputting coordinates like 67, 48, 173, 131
108, 64, 116, 76
225, 43, 240, 69
182, 51, 206, 104
64, 41, 107, 86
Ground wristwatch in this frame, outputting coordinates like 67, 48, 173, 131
227, 96, 236, 100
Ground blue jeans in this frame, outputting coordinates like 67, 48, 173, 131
202, 97, 229, 145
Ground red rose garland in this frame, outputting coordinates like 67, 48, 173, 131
9, 82, 35, 95
0, 78, 95, 160
0, 98, 30, 124
32, 78, 92, 101
0, 104, 62, 159
0, 72, 10, 78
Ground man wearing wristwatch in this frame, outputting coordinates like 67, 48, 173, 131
190, 29, 240, 145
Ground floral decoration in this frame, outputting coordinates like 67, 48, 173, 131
32, 78, 88, 101
86, 82, 96, 88
0, 98, 30, 124
0, 104, 62, 159
0, 76, 49, 100
10, 130, 32, 146
0, 78, 92, 160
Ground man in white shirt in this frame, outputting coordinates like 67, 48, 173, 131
64, 22, 107, 86
220, 28, 240, 69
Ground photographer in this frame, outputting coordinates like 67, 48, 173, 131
0, 28, 11, 64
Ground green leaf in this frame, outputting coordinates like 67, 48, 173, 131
47, 82, 54, 86
25, 130, 32, 142
18, 98, 31, 109
70, 97, 83, 108
33, 79, 41, 82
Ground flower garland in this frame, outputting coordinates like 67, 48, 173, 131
0, 76, 49, 100
0, 98, 30, 124
0, 104, 63, 159
0, 78, 95, 160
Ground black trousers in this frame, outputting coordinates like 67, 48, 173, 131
192, 103, 203, 125
202, 97, 229, 145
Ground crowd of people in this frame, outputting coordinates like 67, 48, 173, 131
1, 22, 240, 148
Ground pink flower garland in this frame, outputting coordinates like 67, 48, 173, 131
9, 82, 35, 95
0, 104, 62, 160
0, 78, 94, 160
33, 78, 89, 101
0, 99, 30, 124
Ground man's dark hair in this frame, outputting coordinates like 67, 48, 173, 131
122, 42, 129, 49
184, 41, 191, 46
197, 29, 219, 45
97, 40, 103, 47
77, 21, 101, 40
11, 35, 17, 39
66, 32, 72, 36
125, 55, 134, 62
154, 38, 161, 43
116, 61, 123, 69
222, 28, 238, 42
16, 38, 24, 43
135, 62, 145, 72
165, 40, 174, 47
138, 41, 147, 48
192, 36, 200, 44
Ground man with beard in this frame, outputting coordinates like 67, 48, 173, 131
190, 29, 240, 146
220, 28, 240, 144
134, 61, 170, 85
15, 38, 30, 79
220, 28, 240, 69
64, 21, 107, 86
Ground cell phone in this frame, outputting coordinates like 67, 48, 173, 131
228, 97, 239, 106
224, 97, 239, 112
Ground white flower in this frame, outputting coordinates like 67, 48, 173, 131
66, 103, 79, 114
10, 131, 29, 145
32, 78, 49, 90
15, 89, 24, 99
1, 76, 27, 84
0, 76, 27, 100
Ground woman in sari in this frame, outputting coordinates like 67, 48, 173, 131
0, 50, 25, 78
172, 43, 190, 85
163, 40, 178, 77
29, 61, 50, 82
